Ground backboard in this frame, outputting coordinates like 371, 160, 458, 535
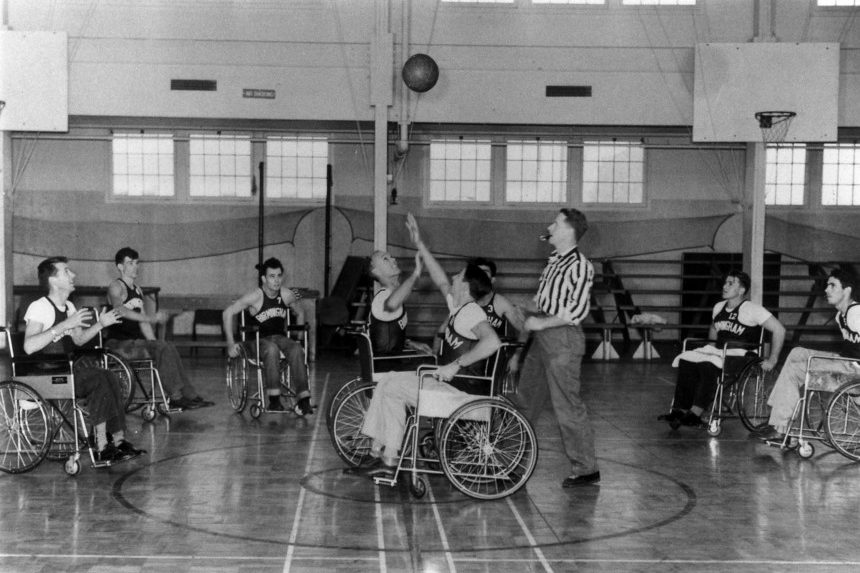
0, 31, 68, 132
693, 42, 839, 143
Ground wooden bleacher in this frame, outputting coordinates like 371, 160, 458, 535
390, 254, 853, 361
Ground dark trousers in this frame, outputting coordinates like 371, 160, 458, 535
515, 324, 597, 475
672, 355, 753, 411
73, 366, 126, 433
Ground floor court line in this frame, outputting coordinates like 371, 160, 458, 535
505, 496, 553, 573
283, 372, 330, 573
427, 483, 457, 572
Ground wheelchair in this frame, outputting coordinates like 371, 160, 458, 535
324, 324, 436, 438
71, 308, 178, 422
330, 341, 537, 500
768, 354, 860, 461
1, 327, 110, 475
666, 331, 772, 437
225, 312, 309, 419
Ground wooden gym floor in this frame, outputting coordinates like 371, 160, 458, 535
2, 351, 860, 573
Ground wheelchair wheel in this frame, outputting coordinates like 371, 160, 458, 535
46, 399, 79, 461
226, 350, 249, 413
439, 398, 538, 500
737, 359, 774, 432
74, 351, 137, 411
325, 376, 364, 433
0, 381, 52, 474
824, 380, 860, 461
329, 381, 375, 467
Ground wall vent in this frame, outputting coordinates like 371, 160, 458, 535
545, 85, 592, 98
171, 79, 217, 91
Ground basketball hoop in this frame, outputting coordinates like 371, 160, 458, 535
755, 111, 796, 144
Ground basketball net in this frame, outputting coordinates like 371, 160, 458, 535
755, 111, 796, 144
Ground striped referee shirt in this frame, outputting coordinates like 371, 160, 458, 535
535, 246, 594, 325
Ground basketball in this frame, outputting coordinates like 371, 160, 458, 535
402, 53, 439, 93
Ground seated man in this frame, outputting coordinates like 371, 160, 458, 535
357, 214, 501, 476
660, 270, 785, 428
470, 257, 525, 340
223, 257, 313, 415
105, 247, 212, 410
23, 257, 145, 464
757, 267, 860, 442
366, 250, 433, 359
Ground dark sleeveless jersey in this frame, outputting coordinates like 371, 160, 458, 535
37, 296, 75, 357
712, 300, 762, 346
369, 289, 408, 355
439, 302, 485, 377
106, 279, 144, 340
252, 289, 289, 338
837, 302, 860, 359
481, 293, 508, 337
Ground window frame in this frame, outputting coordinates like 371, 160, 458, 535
426, 137, 495, 207
580, 139, 647, 207
110, 131, 176, 201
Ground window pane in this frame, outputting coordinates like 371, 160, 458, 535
112, 133, 175, 197
505, 140, 568, 203
429, 139, 492, 203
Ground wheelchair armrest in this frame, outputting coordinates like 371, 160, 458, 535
343, 323, 368, 336
808, 354, 860, 369
239, 324, 260, 333
285, 324, 309, 333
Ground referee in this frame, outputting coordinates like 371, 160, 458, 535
516, 208, 599, 488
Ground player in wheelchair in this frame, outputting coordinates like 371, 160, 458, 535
659, 270, 785, 431
21, 256, 145, 464
755, 267, 860, 458
223, 257, 313, 416
355, 261, 502, 477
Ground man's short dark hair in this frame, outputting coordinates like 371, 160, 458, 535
115, 247, 139, 265
464, 262, 493, 301
37, 256, 68, 289
726, 270, 751, 294
560, 208, 588, 241
830, 266, 858, 298
470, 257, 497, 279
256, 257, 284, 277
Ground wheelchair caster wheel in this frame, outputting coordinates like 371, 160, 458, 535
409, 476, 427, 499
798, 442, 815, 459
141, 405, 156, 422
250, 404, 262, 419
707, 420, 722, 437
156, 402, 170, 416
64, 459, 81, 476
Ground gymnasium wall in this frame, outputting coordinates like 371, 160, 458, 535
5, 0, 860, 309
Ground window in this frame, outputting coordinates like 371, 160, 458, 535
623, 0, 695, 4
112, 133, 174, 197
442, 0, 514, 3
429, 139, 492, 202
765, 144, 806, 206
822, 143, 860, 206
506, 140, 567, 203
189, 134, 252, 198
265, 136, 328, 200
582, 141, 644, 204
817, 0, 860, 6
